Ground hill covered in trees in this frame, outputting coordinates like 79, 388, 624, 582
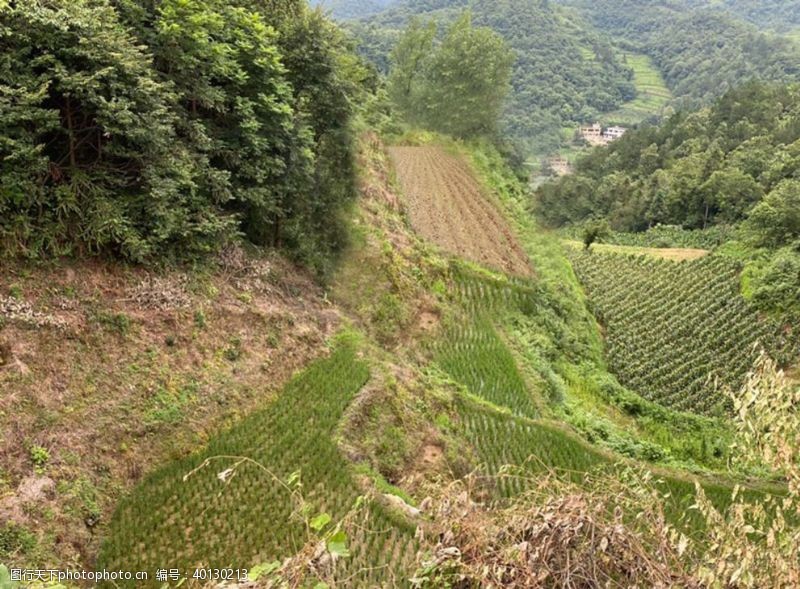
350, 0, 636, 153
563, 0, 800, 110
537, 83, 800, 232
0, 0, 367, 271
537, 83, 800, 313
309, 0, 395, 20
691, 0, 800, 32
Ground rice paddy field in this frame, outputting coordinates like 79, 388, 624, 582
98, 334, 419, 587
434, 265, 772, 530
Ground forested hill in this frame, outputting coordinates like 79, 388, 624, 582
695, 1, 800, 32
309, 0, 395, 20
350, 0, 635, 153
562, 0, 800, 110
536, 83, 800, 241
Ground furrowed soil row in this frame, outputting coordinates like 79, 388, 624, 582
388, 146, 532, 276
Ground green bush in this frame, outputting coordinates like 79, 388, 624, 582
748, 249, 800, 314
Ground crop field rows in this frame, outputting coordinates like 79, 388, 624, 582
455, 399, 608, 496
99, 338, 418, 587
388, 146, 532, 277
437, 316, 539, 419
569, 251, 799, 415
609, 53, 673, 125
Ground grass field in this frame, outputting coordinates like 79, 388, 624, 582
608, 53, 673, 125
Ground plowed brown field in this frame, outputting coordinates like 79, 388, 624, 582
388, 146, 532, 276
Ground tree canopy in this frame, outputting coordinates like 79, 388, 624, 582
536, 83, 800, 240
388, 12, 513, 138
0, 0, 365, 270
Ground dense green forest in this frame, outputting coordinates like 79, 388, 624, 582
536, 83, 800, 231
698, 0, 800, 31
309, 0, 394, 20
350, 0, 636, 152
0, 0, 367, 270
537, 82, 800, 313
563, 0, 800, 109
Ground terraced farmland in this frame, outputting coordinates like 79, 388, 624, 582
99, 335, 418, 587
388, 145, 532, 276
609, 53, 673, 125
570, 251, 799, 415
436, 266, 766, 527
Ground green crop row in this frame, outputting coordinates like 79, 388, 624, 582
569, 251, 798, 415
98, 335, 417, 587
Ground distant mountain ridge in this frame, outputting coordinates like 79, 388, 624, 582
559, 0, 800, 109
349, 0, 636, 153
309, 0, 396, 20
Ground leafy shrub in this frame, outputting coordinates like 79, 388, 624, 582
748, 248, 800, 314
29, 445, 50, 470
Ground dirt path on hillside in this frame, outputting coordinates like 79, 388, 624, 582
563, 240, 709, 261
388, 146, 532, 277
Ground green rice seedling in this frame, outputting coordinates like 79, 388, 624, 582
98, 334, 418, 587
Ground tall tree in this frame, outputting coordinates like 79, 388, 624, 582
387, 17, 436, 124
421, 12, 513, 138
386, 11, 513, 139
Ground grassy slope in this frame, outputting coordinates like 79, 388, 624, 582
0, 255, 337, 570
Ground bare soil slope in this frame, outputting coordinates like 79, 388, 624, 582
388, 146, 532, 276
0, 251, 338, 566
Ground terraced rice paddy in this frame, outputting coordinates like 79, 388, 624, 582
99, 335, 418, 587
436, 266, 769, 527
609, 53, 673, 124
388, 145, 532, 276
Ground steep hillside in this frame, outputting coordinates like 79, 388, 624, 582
563, 0, 800, 109
350, 0, 635, 152
0, 252, 339, 568
701, 0, 800, 32
388, 145, 531, 275
3, 133, 778, 585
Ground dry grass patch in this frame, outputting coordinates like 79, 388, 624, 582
0, 251, 338, 569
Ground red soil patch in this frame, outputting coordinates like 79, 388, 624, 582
388, 146, 532, 277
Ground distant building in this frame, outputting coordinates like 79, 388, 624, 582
604, 126, 627, 140
579, 123, 627, 146
580, 123, 603, 139
547, 156, 572, 177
